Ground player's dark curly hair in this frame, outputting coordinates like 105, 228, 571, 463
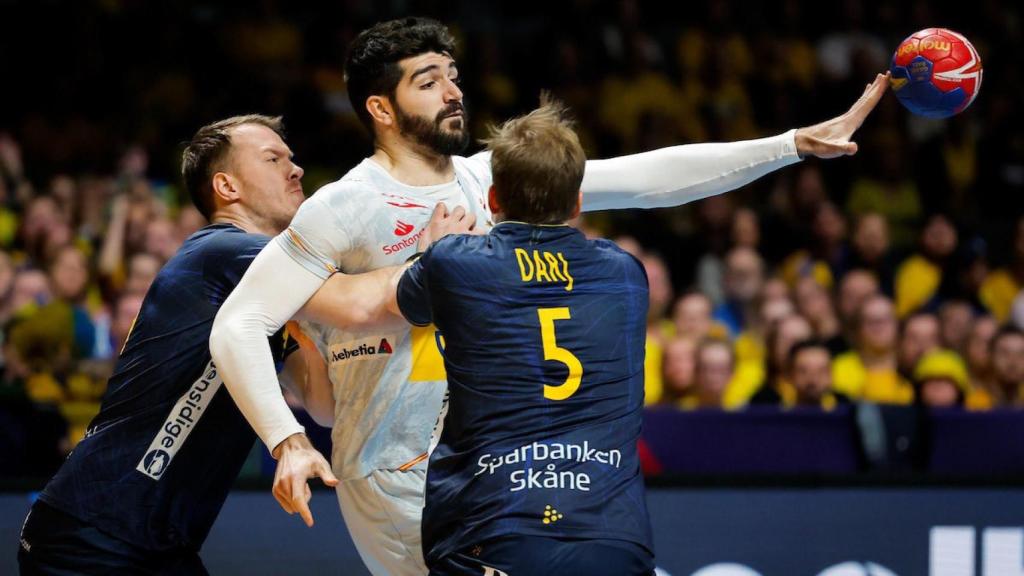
344, 17, 457, 135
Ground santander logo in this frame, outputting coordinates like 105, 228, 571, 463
394, 220, 415, 236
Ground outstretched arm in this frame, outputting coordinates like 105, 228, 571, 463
581, 73, 889, 212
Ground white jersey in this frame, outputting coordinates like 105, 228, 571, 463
281, 153, 494, 480
275, 131, 801, 480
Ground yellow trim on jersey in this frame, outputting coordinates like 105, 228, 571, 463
409, 324, 447, 382
397, 452, 428, 471
285, 228, 336, 275
493, 221, 571, 228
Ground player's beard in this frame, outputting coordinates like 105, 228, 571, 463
394, 101, 471, 157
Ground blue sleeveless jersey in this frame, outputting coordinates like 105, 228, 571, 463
39, 224, 289, 552
397, 221, 653, 565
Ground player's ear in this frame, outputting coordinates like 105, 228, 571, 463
570, 190, 583, 220
211, 171, 240, 205
366, 96, 394, 128
487, 185, 502, 215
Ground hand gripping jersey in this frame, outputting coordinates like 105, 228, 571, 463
396, 222, 653, 565
39, 224, 292, 552
279, 154, 494, 480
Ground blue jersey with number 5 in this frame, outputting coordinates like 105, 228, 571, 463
397, 221, 652, 565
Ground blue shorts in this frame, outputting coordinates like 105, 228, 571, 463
429, 534, 654, 576
18, 500, 207, 576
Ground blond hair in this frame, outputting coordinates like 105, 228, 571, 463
483, 96, 585, 224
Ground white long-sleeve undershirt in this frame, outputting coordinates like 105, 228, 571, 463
209, 129, 802, 453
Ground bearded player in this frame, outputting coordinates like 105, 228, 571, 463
210, 17, 889, 576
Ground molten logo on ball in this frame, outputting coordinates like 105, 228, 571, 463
889, 28, 982, 118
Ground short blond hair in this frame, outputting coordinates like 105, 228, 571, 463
182, 114, 284, 220
483, 96, 585, 224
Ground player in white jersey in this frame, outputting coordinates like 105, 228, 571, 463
210, 17, 889, 575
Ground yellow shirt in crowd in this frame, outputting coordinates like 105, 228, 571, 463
979, 269, 1020, 323
832, 351, 914, 404
895, 255, 941, 318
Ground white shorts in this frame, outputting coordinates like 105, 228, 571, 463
336, 467, 429, 576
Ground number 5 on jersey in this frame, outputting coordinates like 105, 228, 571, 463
538, 307, 583, 401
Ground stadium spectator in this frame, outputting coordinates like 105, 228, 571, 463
144, 217, 181, 263
895, 213, 960, 317
914, 349, 970, 409
713, 247, 765, 337
749, 314, 814, 406
696, 207, 760, 306
965, 316, 1000, 409
979, 216, 1024, 323
848, 212, 896, 295
990, 326, 1024, 407
787, 340, 847, 409
44, 245, 97, 359
692, 339, 734, 410
781, 201, 847, 289
837, 268, 880, 337
673, 291, 720, 342
939, 299, 975, 354
833, 294, 912, 404
846, 134, 922, 249
642, 253, 674, 405
794, 276, 846, 354
123, 253, 161, 297
897, 312, 941, 380
660, 337, 698, 409
110, 292, 144, 355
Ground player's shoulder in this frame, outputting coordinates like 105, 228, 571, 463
452, 151, 492, 187
426, 232, 485, 258
187, 224, 269, 258
588, 238, 647, 279
309, 162, 381, 207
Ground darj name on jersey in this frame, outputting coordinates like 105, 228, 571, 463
514, 248, 574, 291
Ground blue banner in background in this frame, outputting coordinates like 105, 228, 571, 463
642, 407, 1024, 478
647, 488, 1024, 576
4, 488, 1023, 575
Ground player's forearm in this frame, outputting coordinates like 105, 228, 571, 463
210, 242, 326, 453
297, 265, 405, 328
580, 129, 800, 212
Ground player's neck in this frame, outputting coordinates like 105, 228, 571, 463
372, 138, 454, 187
211, 209, 281, 237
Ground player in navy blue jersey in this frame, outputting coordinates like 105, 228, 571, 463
395, 99, 655, 575
17, 114, 473, 575
15, 115, 319, 575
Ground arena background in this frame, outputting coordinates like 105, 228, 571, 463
2, 1, 1023, 574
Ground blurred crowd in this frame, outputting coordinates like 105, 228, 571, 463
1, 0, 1023, 477
628, 205, 1024, 413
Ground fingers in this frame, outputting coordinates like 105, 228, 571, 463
292, 473, 314, 527
273, 476, 296, 515
450, 205, 466, 222
316, 459, 340, 487
847, 72, 890, 125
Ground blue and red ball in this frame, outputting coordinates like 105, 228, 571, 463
889, 28, 983, 119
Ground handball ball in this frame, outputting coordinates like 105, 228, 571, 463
889, 28, 982, 118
